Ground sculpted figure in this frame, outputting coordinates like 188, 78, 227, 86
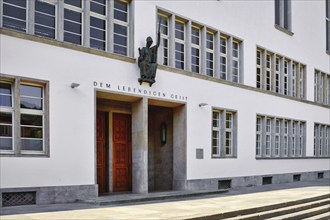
138, 30, 160, 86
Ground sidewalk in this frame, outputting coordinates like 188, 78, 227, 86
1, 179, 329, 220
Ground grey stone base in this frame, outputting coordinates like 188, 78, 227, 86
0, 184, 97, 207
186, 170, 330, 191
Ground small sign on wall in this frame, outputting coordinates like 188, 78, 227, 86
196, 148, 204, 159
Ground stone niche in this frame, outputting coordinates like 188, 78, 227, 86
148, 106, 173, 191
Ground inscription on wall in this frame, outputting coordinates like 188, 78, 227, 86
93, 81, 188, 102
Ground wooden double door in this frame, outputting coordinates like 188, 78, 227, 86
97, 112, 132, 194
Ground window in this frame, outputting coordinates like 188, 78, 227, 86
90, 0, 107, 51
256, 115, 305, 158
206, 31, 214, 77
314, 70, 330, 105
35, 0, 56, 39
175, 20, 185, 70
265, 53, 272, 91
265, 118, 271, 156
158, 13, 169, 66
314, 123, 330, 157
220, 36, 227, 80
0, 82, 13, 151
275, 57, 281, 93
0, 77, 49, 156
212, 109, 237, 158
275, 0, 292, 33
2, 0, 27, 32
232, 41, 240, 83
256, 117, 262, 157
156, 9, 243, 83
275, 119, 280, 156
64, 0, 82, 45
113, 0, 129, 56
256, 47, 305, 99
1, 0, 132, 57
191, 26, 201, 73
291, 121, 296, 156
327, 0, 330, 52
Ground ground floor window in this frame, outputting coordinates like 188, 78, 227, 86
212, 108, 237, 158
0, 75, 49, 156
314, 123, 330, 157
256, 115, 306, 158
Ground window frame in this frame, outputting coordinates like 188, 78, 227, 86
0, 75, 49, 157
212, 108, 237, 158
274, 0, 293, 35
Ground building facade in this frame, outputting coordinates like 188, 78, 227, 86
0, 0, 329, 206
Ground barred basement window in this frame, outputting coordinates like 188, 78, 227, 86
0, 76, 49, 156
212, 109, 237, 158
314, 123, 330, 157
256, 47, 306, 99
256, 115, 306, 158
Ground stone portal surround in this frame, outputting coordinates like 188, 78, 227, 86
0, 184, 97, 207
186, 170, 330, 191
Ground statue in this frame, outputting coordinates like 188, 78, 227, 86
138, 24, 161, 87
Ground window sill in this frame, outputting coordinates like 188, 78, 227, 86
212, 156, 237, 159
274, 24, 294, 36
256, 156, 330, 160
0, 153, 50, 158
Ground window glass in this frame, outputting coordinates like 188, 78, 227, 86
64, 8, 82, 45
0, 112, 13, 151
64, 0, 82, 8
91, 0, 106, 15
114, 0, 127, 22
90, 16, 106, 51
2, 0, 27, 32
35, 0, 56, 39
20, 85, 43, 110
0, 83, 12, 107
113, 23, 127, 56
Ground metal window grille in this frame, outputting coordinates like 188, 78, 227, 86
218, 179, 231, 190
2, 192, 36, 207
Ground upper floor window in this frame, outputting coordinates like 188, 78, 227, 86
157, 9, 243, 84
275, 0, 292, 34
256, 47, 306, 99
0, 76, 49, 156
212, 109, 237, 158
314, 70, 330, 106
1, 0, 132, 57
326, 0, 330, 52
2, 0, 27, 32
191, 25, 201, 73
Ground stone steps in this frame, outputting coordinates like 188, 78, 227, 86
80, 189, 229, 206
226, 198, 330, 220
304, 211, 330, 220
189, 194, 330, 220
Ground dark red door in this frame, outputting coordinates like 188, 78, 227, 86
97, 111, 108, 194
113, 113, 132, 192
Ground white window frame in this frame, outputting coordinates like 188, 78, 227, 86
89, 0, 107, 51
191, 25, 201, 74
174, 19, 185, 70
220, 36, 228, 80
256, 49, 262, 88
232, 40, 240, 83
256, 117, 262, 157
206, 31, 214, 77
275, 119, 280, 156
158, 12, 169, 66
0, 76, 49, 157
